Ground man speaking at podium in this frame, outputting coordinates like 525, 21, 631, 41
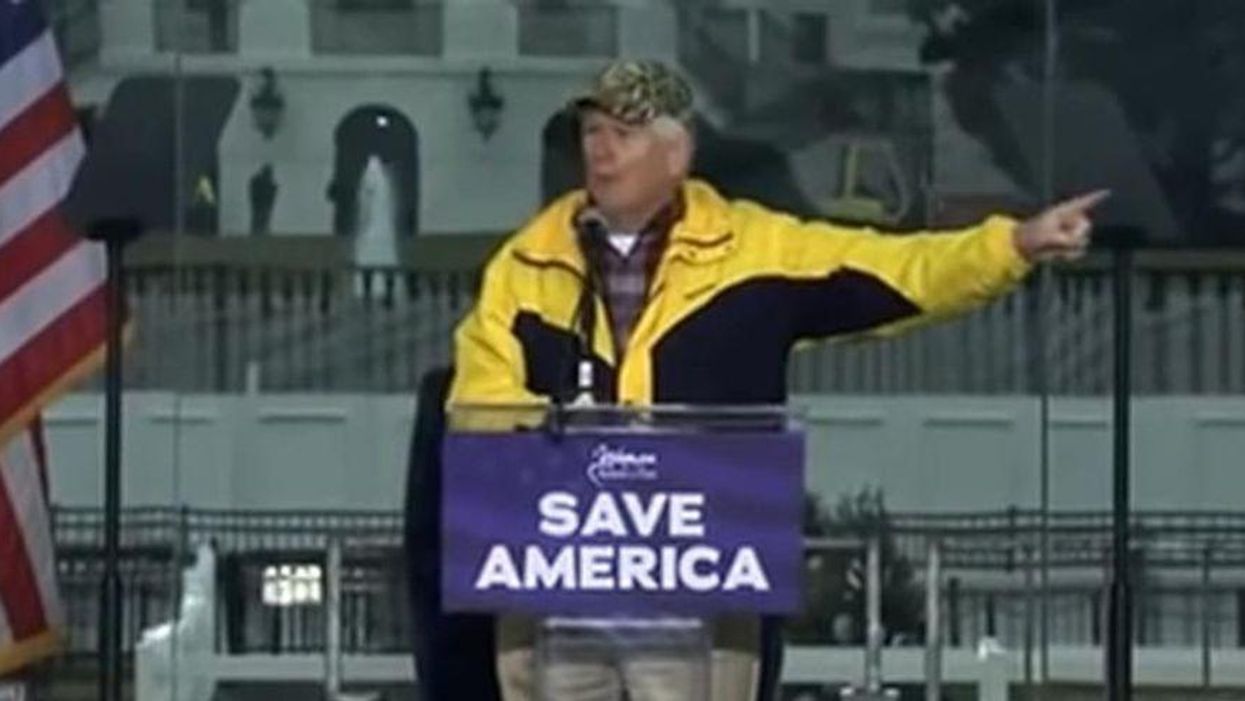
449, 59, 1104, 701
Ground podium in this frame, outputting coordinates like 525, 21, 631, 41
441, 404, 805, 701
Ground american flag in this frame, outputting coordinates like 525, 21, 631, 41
1, 0, 109, 674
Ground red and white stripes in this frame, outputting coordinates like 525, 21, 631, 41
1, 1, 108, 674
0, 423, 63, 671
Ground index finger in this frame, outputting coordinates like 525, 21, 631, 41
1053, 189, 1111, 215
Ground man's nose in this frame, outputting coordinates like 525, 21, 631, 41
586, 135, 616, 163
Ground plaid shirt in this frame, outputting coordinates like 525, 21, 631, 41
579, 200, 682, 359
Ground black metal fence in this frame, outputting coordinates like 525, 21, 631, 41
120, 266, 478, 393
49, 506, 1245, 657
110, 261, 1245, 395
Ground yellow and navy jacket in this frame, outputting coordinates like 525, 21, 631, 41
449, 179, 1030, 406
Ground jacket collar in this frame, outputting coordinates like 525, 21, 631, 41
511, 178, 735, 273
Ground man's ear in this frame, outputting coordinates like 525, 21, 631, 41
665, 132, 693, 178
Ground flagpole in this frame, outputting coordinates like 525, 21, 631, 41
87, 218, 141, 701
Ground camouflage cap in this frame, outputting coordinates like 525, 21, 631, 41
570, 59, 694, 125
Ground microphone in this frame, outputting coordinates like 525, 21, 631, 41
575, 206, 609, 242
546, 207, 607, 439
571, 208, 607, 405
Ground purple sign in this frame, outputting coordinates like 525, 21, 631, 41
441, 430, 804, 616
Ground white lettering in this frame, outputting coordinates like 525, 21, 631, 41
471, 544, 772, 594
524, 545, 576, 588
669, 493, 706, 537
679, 546, 720, 591
474, 545, 520, 590
472, 490, 776, 596
579, 545, 615, 589
723, 547, 770, 591
538, 491, 711, 538
661, 545, 678, 589
621, 492, 668, 537
581, 494, 627, 537
618, 545, 658, 590
538, 492, 579, 537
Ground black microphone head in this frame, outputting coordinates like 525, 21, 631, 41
575, 207, 609, 237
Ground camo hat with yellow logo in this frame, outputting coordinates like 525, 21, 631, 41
569, 59, 695, 125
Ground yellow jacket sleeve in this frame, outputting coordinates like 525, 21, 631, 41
759, 208, 1031, 338
447, 249, 545, 407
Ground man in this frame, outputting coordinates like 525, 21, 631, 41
449, 60, 1104, 701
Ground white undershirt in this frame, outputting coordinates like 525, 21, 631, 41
607, 231, 640, 257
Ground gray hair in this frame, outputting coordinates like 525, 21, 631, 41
650, 115, 693, 144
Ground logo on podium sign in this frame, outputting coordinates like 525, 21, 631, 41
442, 429, 804, 616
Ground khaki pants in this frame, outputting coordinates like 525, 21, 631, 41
496, 614, 759, 701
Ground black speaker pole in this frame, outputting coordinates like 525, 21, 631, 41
1105, 227, 1138, 701
86, 218, 142, 701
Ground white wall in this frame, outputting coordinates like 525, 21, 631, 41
217, 66, 596, 236
88, 0, 999, 241
42, 393, 1245, 513
90, 0, 635, 237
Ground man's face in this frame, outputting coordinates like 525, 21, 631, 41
580, 110, 681, 224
